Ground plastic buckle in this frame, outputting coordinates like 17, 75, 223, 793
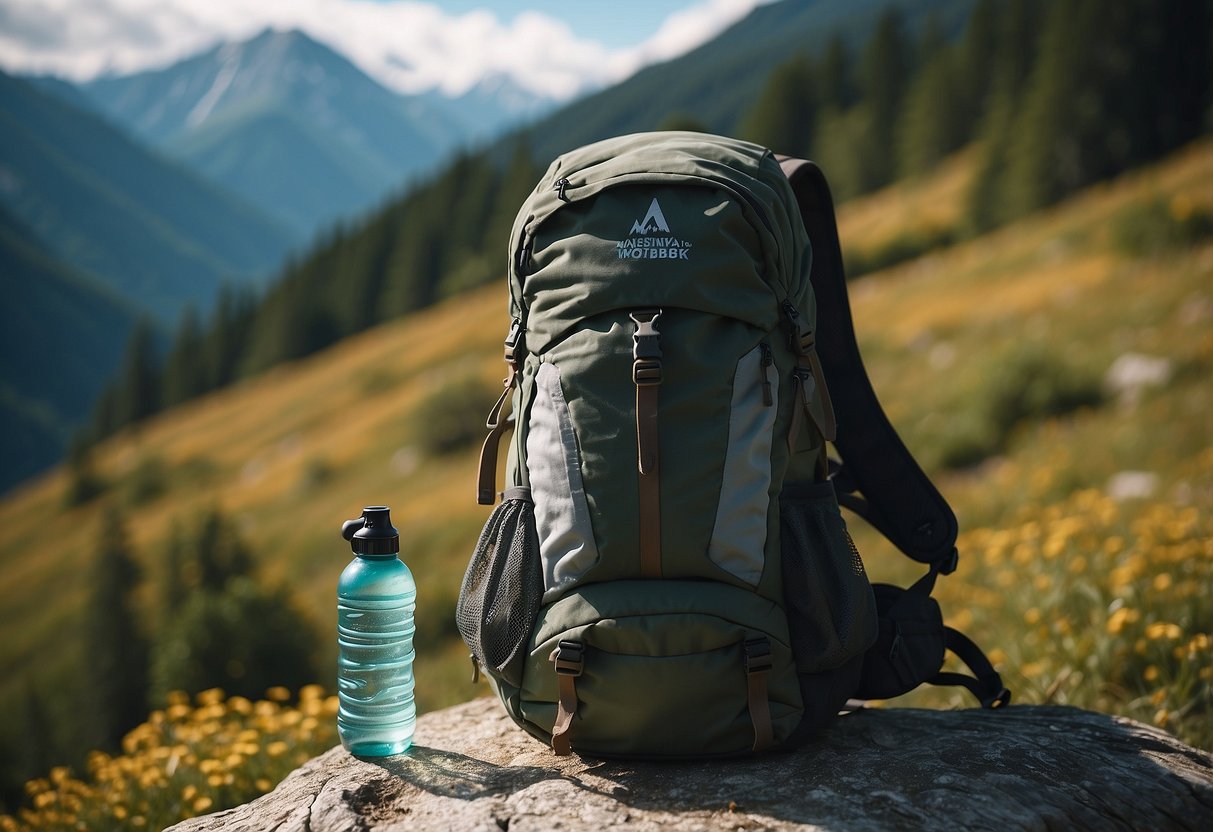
503, 318, 522, 364
631, 310, 662, 357
744, 638, 772, 674
551, 641, 584, 677
633, 360, 663, 386
631, 309, 663, 386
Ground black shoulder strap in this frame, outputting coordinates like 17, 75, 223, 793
778, 156, 958, 573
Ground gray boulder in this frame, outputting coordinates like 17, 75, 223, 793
169, 696, 1213, 831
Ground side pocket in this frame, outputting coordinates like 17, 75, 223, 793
456, 490, 543, 689
780, 481, 877, 673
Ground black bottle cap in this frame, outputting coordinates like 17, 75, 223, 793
341, 506, 400, 555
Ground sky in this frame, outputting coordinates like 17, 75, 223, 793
0, 0, 772, 100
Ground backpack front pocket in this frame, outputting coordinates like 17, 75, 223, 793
517, 580, 802, 758
780, 481, 878, 673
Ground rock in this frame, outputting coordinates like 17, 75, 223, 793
168, 697, 1213, 831
1104, 352, 1173, 405
1107, 470, 1161, 501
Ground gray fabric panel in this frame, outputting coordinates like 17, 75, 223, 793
527, 362, 600, 600
709, 344, 777, 585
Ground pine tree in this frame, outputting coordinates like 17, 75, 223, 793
857, 8, 912, 191
162, 520, 188, 617
817, 34, 855, 111
161, 305, 206, 408
738, 55, 817, 156
957, 0, 1001, 133
192, 506, 253, 592
896, 22, 966, 178
84, 508, 149, 749
114, 319, 161, 430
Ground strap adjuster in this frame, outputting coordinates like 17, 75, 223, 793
503, 318, 522, 364
550, 641, 584, 676
744, 638, 772, 674
633, 360, 663, 386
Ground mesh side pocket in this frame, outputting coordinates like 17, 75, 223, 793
780, 481, 878, 673
456, 494, 542, 688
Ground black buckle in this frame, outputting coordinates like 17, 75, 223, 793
551, 641, 584, 677
744, 638, 772, 674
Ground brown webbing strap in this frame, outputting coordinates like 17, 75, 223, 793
549, 641, 584, 756
631, 310, 663, 579
475, 320, 522, 505
744, 638, 774, 752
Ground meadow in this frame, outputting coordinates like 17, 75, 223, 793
0, 139, 1210, 829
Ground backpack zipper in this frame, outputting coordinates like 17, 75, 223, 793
758, 342, 774, 407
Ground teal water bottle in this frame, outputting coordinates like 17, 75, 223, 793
338, 506, 416, 755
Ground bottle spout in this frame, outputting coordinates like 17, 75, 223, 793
341, 517, 366, 541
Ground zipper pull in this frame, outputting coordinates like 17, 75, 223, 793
554, 177, 571, 201
759, 343, 774, 407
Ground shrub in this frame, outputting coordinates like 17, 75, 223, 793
929, 345, 1104, 470
1111, 196, 1213, 256
150, 578, 319, 704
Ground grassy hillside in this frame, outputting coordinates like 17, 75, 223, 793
0, 138, 1210, 820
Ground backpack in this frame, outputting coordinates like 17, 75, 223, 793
457, 132, 1009, 758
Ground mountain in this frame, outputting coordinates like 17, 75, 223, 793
423, 74, 558, 144
0, 205, 140, 492
79, 29, 539, 238
0, 70, 295, 323
523, 0, 976, 161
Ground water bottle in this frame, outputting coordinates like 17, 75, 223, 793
337, 506, 416, 755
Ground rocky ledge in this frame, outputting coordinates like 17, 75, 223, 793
169, 696, 1213, 831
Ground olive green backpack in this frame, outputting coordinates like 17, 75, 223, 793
457, 132, 1009, 758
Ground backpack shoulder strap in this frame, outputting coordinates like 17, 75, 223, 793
778, 156, 958, 574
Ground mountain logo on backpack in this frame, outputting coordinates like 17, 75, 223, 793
617, 196, 692, 260
630, 198, 671, 234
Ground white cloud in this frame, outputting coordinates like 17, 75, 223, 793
0, 0, 768, 99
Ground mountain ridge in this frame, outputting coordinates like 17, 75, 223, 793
77, 28, 550, 237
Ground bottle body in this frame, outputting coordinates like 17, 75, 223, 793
337, 554, 416, 755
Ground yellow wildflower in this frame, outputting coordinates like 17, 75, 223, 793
1106, 606, 1140, 635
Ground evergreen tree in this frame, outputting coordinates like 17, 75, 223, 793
114, 319, 161, 430
204, 284, 255, 389
161, 305, 206, 408
738, 55, 817, 156
895, 13, 968, 179
957, 0, 1001, 132
817, 34, 855, 111
192, 506, 253, 592
857, 8, 912, 191
84, 508, 149, 749
162, 520, 187, 616
64, 432, 105, 506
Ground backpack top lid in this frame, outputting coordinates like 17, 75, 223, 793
506, 131, 817, 355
